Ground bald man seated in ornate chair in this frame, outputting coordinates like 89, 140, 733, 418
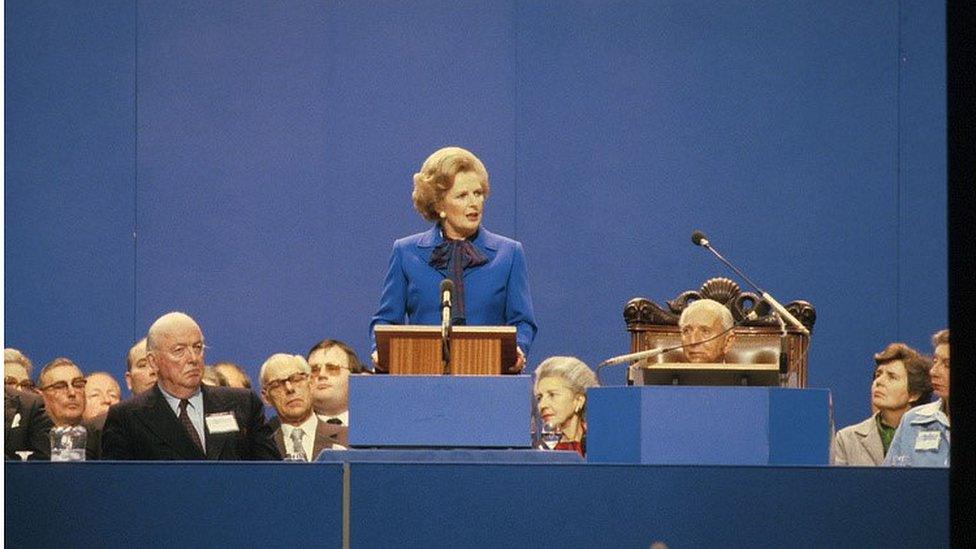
623, 278, 815, 387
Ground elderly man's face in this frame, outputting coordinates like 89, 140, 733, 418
149, 319, 205, 398
262, 359, 313, 425
84, 373, 121, 420
40, 364, 87, 426
680, 308, 735, 363
308, 346, 351, 415
125, 340, 157, 395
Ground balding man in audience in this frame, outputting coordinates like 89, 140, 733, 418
84, 372, 121, 422
37, 358, 101, 459
101, 312, 280, 460
678, 299, 736, 363
260, 353, 346, 460
124, 338, 157, 396
5, 348, 36, 393
214, 362, 252, 389
307, 339, 365, 429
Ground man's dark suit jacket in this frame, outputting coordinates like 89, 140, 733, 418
5, 387, 53, 460
101, 384, 281, 460
272, 416, 348, 460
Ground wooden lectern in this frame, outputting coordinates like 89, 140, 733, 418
373, 325, 518, 375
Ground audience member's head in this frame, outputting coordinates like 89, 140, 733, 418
146, 312, 206, 399
213, 362, 252, 389
307, 339, 364, 417
930, 329, 950, 405
4, 348, 35, 392
678, 299, 736, 363
533, 356, 599, 436
870, 343, 932, 425
38, 358, 87, 426
260, 353, 314, 427
125, 337, 157, 396
84, 372, 121, 421
201, 366, 228, 387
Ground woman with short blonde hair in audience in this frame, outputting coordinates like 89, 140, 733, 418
831, 343, 932, 466
533, 356, 599, 457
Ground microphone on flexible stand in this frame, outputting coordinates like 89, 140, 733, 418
440, 279, 453, 374
690, 230, 810, 336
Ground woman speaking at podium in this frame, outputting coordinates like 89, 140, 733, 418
370, 146, 537, 372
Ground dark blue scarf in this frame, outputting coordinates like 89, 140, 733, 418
428, 230, 487, 324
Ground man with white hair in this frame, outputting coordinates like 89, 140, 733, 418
260, 353, 346, 460
678, 299, 736, 363
101, 312, 280, 460
84, 372, 121, 421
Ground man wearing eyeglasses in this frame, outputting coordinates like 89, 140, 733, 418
260, 353, 346, 461
37, 358, 102, 459
101, 312, 280, 460
307, 340, 366, 435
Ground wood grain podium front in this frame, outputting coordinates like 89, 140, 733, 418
373, 325, 518, 374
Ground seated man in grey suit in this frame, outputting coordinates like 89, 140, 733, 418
101, 312, 280, 461
678, 299, 736, 363
260, 353, 346, 461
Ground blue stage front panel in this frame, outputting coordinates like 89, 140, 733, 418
4, 462, 343, 548
349, 375, 532, 447
349, 463, 948, 548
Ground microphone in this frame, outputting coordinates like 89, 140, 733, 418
440, 279, 453, 337
690, 230, 810, 336
599, 347, 664, 367
440, 279, 453, 373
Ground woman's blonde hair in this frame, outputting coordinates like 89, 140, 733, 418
411, 146, 490, 222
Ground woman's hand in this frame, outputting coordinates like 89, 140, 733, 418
514, 346, 526, 373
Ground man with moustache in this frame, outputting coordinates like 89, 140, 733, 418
101, 312, 280, 461
260, 354, 346, 461
124, 338, 157, 396
884, 329, 951, 467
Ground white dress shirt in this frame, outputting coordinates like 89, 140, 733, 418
280, 414, 318, 460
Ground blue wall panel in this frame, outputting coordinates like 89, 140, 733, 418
4, 1, 946, 430
4, 1, 136, 378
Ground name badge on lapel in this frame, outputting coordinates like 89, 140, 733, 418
914, 431, 941, 452
205, 412, 239, 434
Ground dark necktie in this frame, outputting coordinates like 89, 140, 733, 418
178, 399, 204, 453
326, 417, 343, 425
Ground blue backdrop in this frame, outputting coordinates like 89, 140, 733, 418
4, 0, 945, 430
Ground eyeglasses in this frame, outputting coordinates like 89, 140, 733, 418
264, 372, 309, 393
40, 377, 88, 393
166, 343, 207, 360
4, 377, 35, 391
310, 364, 350, 377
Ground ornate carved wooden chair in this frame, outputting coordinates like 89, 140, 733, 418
623, 277, 816, 387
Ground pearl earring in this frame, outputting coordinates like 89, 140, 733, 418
439, 211, 447, 219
